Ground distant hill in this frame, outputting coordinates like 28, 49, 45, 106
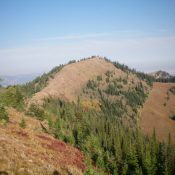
149, 70, 175, 82
0, 73, 40, 86
150, 70, 171, 79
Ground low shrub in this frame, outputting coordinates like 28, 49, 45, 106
19, 117, 26, 128
26, 104, 45, 120
0, 104, 9, 122
0, 86, 24, 110
170, 114, 175, 121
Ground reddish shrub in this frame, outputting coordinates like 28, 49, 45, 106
16, 130, 28, 137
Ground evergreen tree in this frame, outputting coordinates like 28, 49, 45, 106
157, 143, 168, 175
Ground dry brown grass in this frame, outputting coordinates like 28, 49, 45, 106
0, 108, 85, 175
140, 82, 175, 143
31, 57, 123, 104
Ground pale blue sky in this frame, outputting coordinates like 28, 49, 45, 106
0, 0, 175, 75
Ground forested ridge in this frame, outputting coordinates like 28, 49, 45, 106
1, 57, 175, 175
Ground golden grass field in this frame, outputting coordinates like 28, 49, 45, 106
141, 82, 175, 143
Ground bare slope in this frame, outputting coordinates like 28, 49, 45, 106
0, 108, 85, 175
32, 57, 124, 103
140, 82, 175, 143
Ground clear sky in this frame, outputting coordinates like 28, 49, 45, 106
0, 0, 175, 75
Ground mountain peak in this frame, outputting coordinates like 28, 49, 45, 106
31, 57, 122, 103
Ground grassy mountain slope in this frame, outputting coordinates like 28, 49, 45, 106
141, 82, 175, 143
0, 107, 85, 175
30, 56, 151, 127
31, 57, 124, 103
79, 67, 150, 127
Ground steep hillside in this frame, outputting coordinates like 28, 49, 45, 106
29, 57, 151, 127
0, 107, 85, 175
31, 57, 151, 105
31, 57, 123, 103
79, 67, 151, 127
141, 82, 175, 143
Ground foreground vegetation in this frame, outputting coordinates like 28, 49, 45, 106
39, 92, 175, 174
1, 87, 175, 174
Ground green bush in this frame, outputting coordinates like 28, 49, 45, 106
26, 104, 45, 120
105, 83, 120, 96
171, 114, 175, 120
105, 77, 109, 83
0, 104, 9, 122
19, 117, 26, 128
105, 71, 112, 77
86, 80, 97, 90
0, 86, 24, 110
97, 75, 102, 81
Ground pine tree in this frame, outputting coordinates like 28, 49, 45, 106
143, 148, 152, 175
126, 146, 140, 175
157, 143, 168, 175
167, 133, 175, 175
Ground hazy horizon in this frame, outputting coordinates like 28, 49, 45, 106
0, 57, 175, 77
1, 0, 175, 75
